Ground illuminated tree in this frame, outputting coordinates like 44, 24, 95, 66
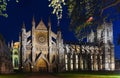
48, 0, 65, 25
67, 0, 120, 41
49, 0, 120, 41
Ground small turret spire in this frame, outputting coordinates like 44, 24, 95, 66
48, 17, 51, 28
8, 42, 10, 48
57, 25, 61, 31
32, 16, 35, 27
11, 40, 13, 48
57, 25, 62, 39
22, 22, 26, 29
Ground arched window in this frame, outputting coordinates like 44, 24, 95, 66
14, 58, 18, 67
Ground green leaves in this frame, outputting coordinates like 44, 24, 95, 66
0, 0, 7, 17
48, 0, 65, 20
48, 0, 120, 41
66, 0, 103, 41
0, 0, 19, 18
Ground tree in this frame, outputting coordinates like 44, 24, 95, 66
0, 0, 19, 17
48, 0, 65, 25
101, 0, 120, 15
67, 0, 120, 41
49, 0, 120, 41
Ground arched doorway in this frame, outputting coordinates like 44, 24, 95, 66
36, 58, 48, 72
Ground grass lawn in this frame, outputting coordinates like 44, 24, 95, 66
0, 72, 120, 78
56, 72, 120, 78
57, 73, 120, 78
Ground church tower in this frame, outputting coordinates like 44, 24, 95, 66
99, 21, 115, 70
87, 30, 95, 43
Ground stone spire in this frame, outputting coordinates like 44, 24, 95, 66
22, 22, 26, 29
32, 16, 35, 28
48, 17, 51, 28
11, 40, 14, 48
57, 25, 61, 36
8, 42, 10, 48
22, 22, 26, 33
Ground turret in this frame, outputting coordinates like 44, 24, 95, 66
56, 26, 65, 72
47, 17, 52, 72
8, 42, 10, 49
48, 17, 51, 29
32, 16, 35, 63
100, 21, 115, 71
11, 40, 14, 48
32, 16, 35, 29
57, 26, 62, 40
21, 22, 27, 63
87, 30, 95, 43
22, 22, 26, 33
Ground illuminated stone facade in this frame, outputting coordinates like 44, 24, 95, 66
64, 22, 115, 71
11, 18, 115, 72
0, 35, 13, 74
18, 18, 64, 72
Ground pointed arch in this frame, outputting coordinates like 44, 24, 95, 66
34, 54, 49, 72
35, 54, 49, 65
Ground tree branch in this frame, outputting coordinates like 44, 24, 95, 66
101, 0, 120, 15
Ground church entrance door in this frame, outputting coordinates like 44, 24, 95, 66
36, 58, 48, 72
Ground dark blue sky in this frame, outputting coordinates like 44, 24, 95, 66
0, 0, 120, 59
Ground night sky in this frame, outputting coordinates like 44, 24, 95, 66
0, 0, 120, 59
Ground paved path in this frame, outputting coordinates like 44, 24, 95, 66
26, 73, 60, 78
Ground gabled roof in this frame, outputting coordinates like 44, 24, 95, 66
36, 19, 47, 30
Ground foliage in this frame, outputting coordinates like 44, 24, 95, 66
66, 0, 103, 41
67, 0, 120, 41
0, 0, 19, 17
48, 0, 65, 22
49, 0, 120, 41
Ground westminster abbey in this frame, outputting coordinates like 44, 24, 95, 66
10, 17, 115, 72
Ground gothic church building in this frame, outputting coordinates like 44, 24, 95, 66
11, 17, 115, 72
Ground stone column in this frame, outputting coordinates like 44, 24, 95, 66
91, 54, 93, 70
